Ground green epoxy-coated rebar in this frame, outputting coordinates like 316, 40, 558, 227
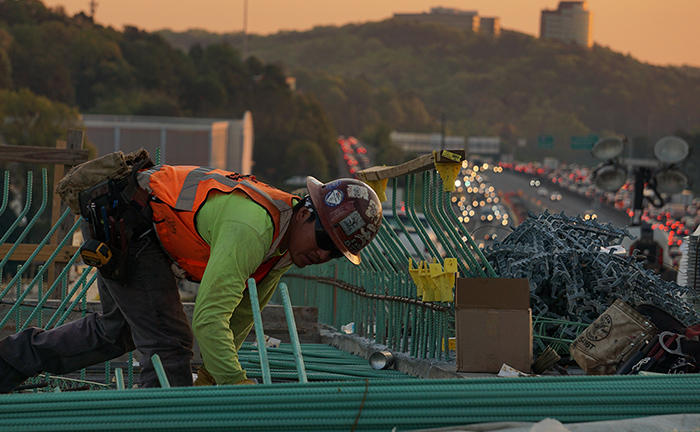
0, 171, 33, 245
115, 368, 125, 390
0, 171, 9, 215
247, 278, 271, 384
2, 375, 700, 431
278, 283, 308, 383
406, 174, 442, 261
9, 156, 697, 431
421, 171, 448, 266
51, 272, 99, 328
16, 219, 83, 331
434, 174, 482, 277
391, 177, 426, 262
151, 354, 170, 388
0, 208, 78, 321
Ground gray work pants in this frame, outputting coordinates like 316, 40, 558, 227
0, 227, 194, 392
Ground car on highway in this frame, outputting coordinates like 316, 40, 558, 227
583, 209, 597, 220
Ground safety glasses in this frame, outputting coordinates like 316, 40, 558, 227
314, 216, 343, 259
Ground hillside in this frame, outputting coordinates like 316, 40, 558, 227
160, 20, 700, 169
0, 0, 340, 187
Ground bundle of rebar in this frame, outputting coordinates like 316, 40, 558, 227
2, 374, 700, 431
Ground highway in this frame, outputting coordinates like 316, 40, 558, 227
460, 167, 682, 280
458, 167, 636, 251
486, 169, 631, 228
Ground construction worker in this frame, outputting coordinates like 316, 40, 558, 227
629, 222, 663, 274
0, 165, 382, 391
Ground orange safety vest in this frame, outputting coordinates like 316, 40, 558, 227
137, 165, 298, 283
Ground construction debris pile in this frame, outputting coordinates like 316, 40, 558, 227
484, 211, 700, 350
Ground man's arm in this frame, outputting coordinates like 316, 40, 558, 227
192, 193, 274, 385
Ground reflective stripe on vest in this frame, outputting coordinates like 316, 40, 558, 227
139, 165, 297, 282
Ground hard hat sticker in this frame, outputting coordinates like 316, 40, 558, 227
347, 184, 369, 200
344, 224, 377, 252
339, 211, 366, 235
324, 189, 344, 207
327, 180, 342, 189
356, 225, 377, 245
366, 200, 380, 221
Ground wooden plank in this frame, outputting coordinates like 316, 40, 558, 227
358, 149, 465, 181
0, 145, 89, 165
0, 244, 79, 263
49, 130, 85, 287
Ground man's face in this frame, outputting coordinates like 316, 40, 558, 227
287, 207, 338, 268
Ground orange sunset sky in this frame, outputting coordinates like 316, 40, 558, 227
42, 0, 700, 68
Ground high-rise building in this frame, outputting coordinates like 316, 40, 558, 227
540, 1, 592, 47
479, 17, 501, 37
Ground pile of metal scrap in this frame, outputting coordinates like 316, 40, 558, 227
484, 210, 700, 350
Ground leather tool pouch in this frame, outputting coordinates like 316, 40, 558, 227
569, 299, 658, 375
616, 305, 700, 375
56, 149, 152, 215
73, 154, 155, 284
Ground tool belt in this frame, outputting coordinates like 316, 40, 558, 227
57, 149, 152, 215
570, 299, 700, 375
615, 304, 700, 375
77, 157, 155, 284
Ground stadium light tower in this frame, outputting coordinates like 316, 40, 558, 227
591, 135, 690, 226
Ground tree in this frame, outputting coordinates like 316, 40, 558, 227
0, 0, 66, 26
361, 122, 405, 166
0, 88, 89, 246
0, 88, 82, 147
120, 26, 196, 103
0, 28, 13, 89
283, 139, 329, 182
196, 43, 248, 115
9, 22, 76, 104
69, 28, 134, 109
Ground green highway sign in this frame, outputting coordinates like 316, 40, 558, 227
570, 134, 598, 150
537, 135, 554, 149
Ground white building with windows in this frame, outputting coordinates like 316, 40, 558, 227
540, 1, 593, 48
390, 132, 465, 154
81, 112, 254, 174
394, 7, 500, 36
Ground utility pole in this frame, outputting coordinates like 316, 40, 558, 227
89, 0, 98, 18
440, 113, 446, 150
242, 0, 248, 59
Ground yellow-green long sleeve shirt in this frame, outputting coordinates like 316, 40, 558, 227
192, 191, 292, 385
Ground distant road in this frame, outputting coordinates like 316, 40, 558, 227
486, 169, 631, 229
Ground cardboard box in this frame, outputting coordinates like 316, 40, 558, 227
455, 278, 533, 373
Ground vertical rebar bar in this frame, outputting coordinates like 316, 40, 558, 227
279, 283, 308, 383
247, 278, 271, 384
